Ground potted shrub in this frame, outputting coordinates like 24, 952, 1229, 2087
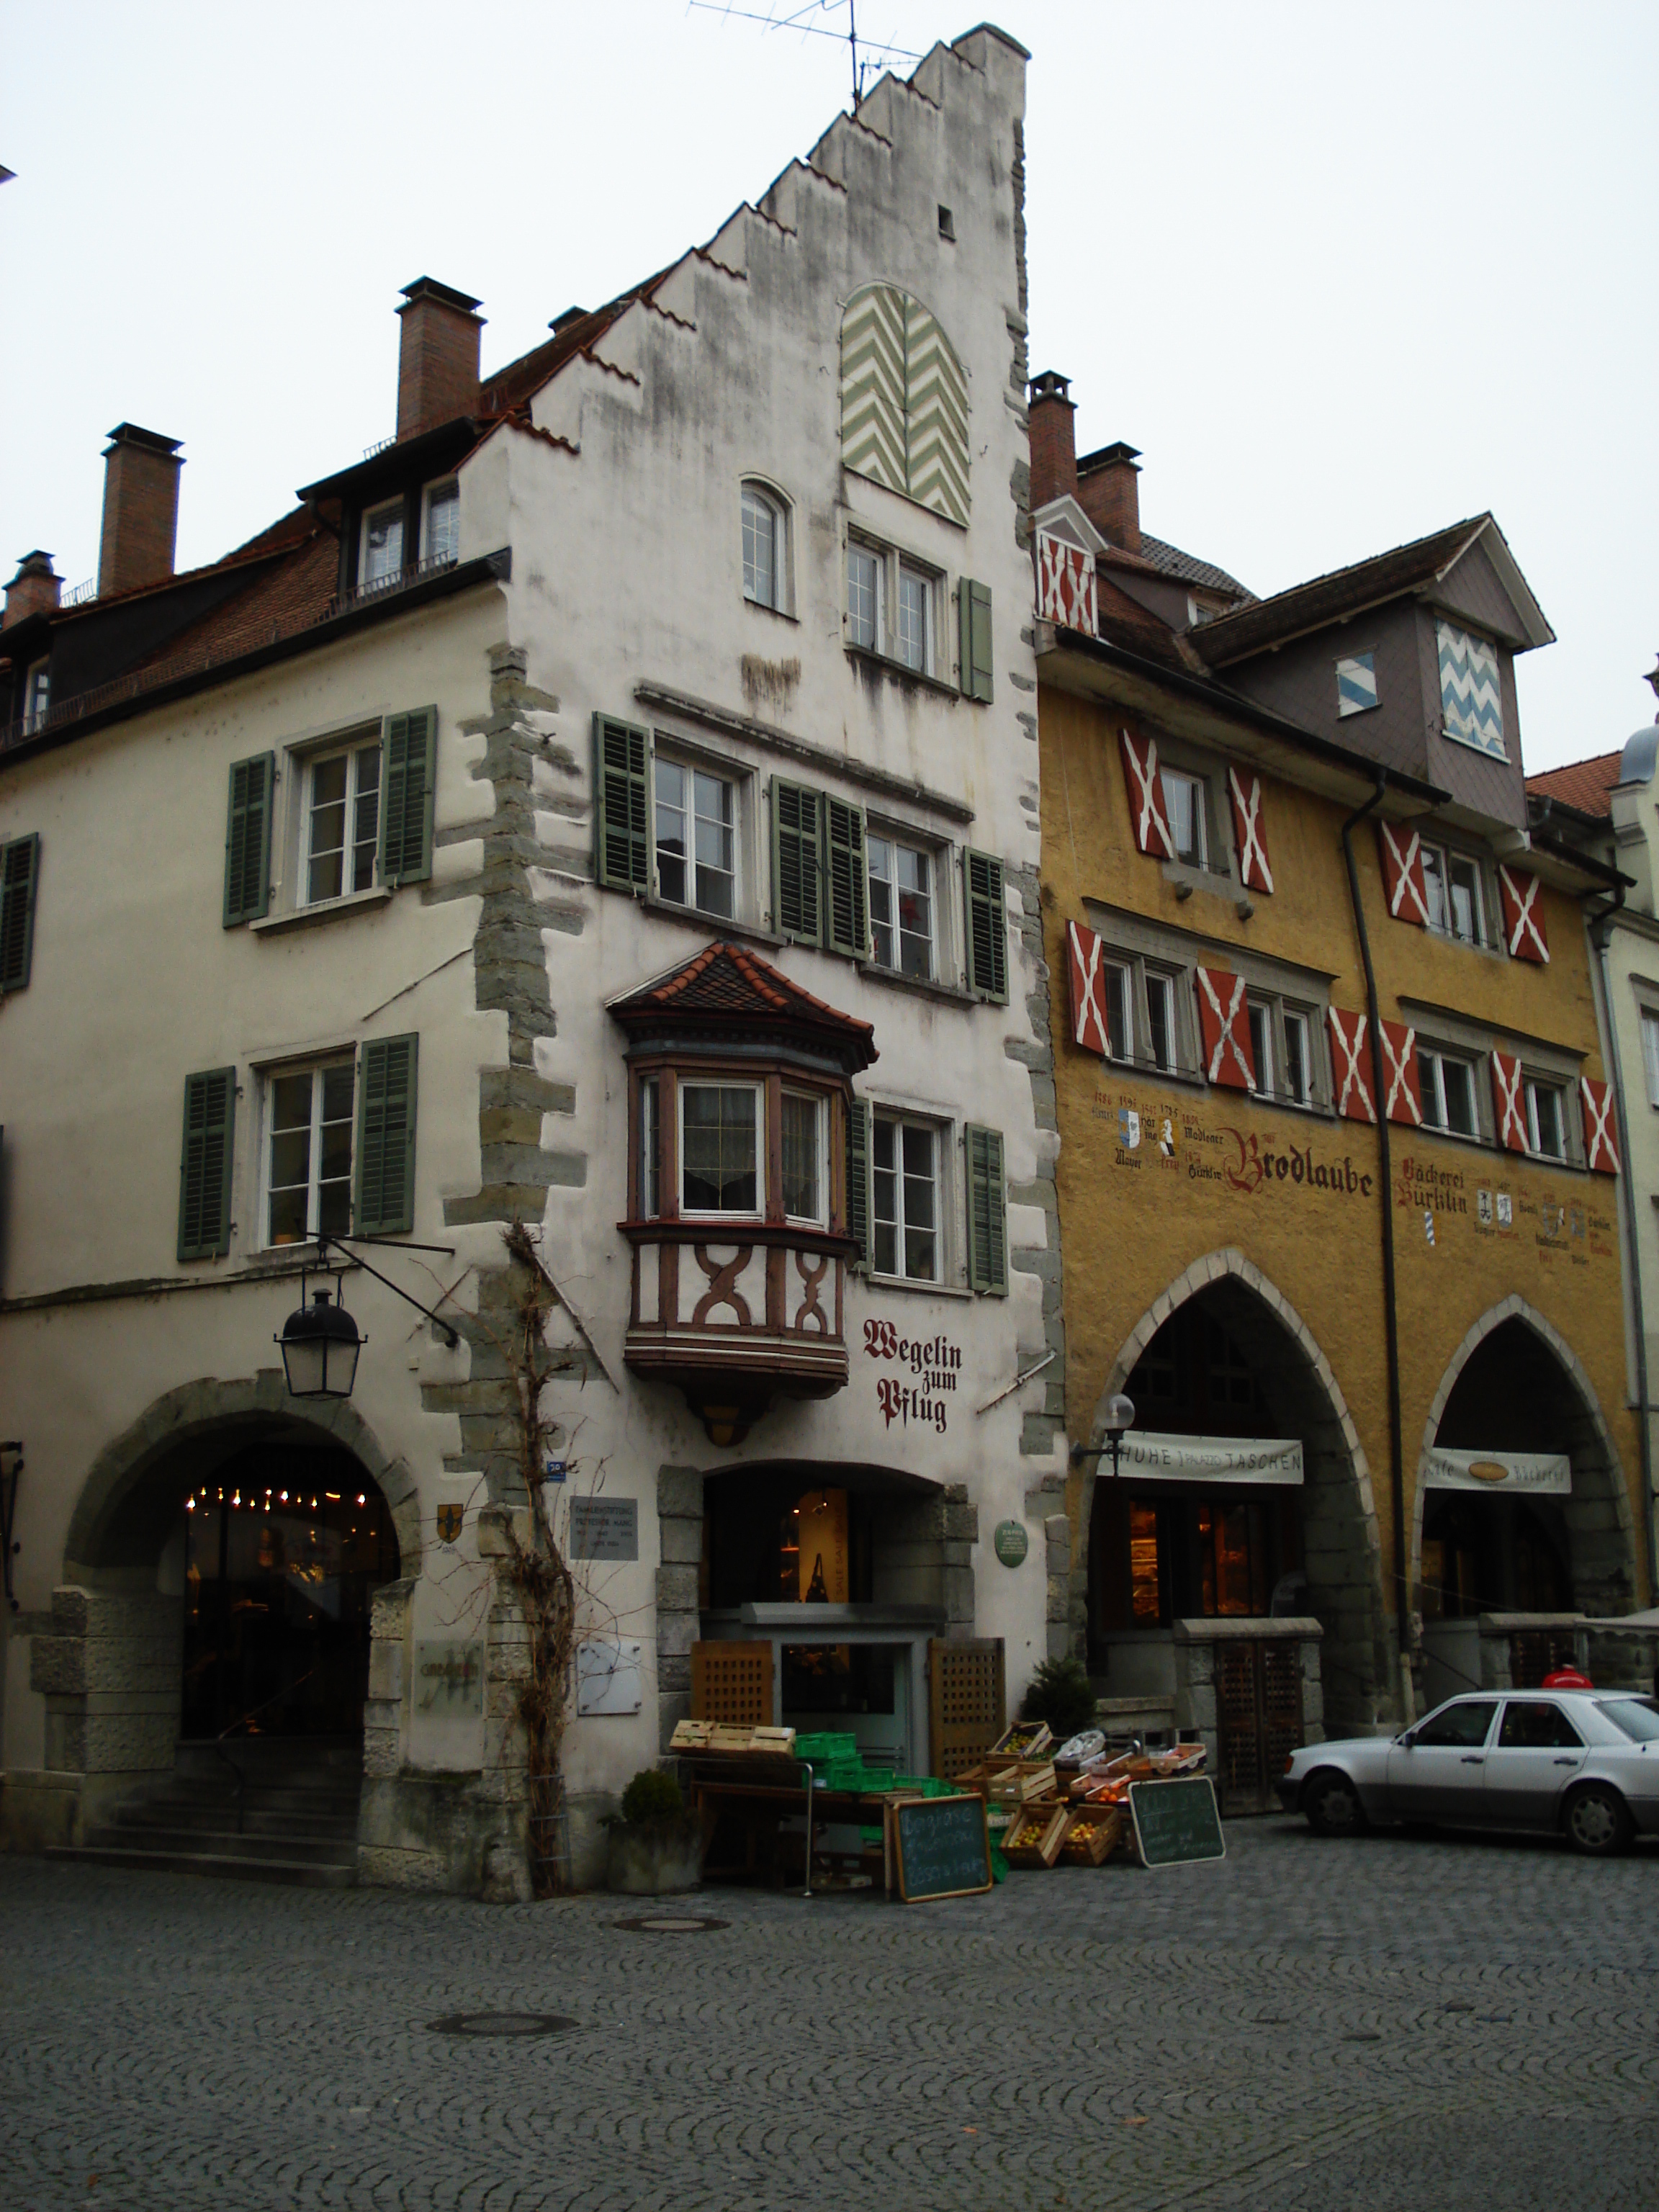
1019, 1655, 1100, 1742
605, 1767, 714, 1896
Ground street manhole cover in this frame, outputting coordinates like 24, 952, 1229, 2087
613, 1914, 729, 1934
426, 2013, 578, 2038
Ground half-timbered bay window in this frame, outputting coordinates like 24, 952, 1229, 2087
613, 942, 876, 1442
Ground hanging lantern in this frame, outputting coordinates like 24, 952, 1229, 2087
276, 1287, 364, 1400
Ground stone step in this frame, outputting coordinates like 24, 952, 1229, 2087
110, 1802, 356, 1844
84, 1823, 358, 1866
47, 1844, 356, 1889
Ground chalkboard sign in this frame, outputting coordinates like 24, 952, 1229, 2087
1128, 1776, 1226, 1869
890, 1794, 993, 1902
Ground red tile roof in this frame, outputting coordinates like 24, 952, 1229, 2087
1526, 750, 1623, 819
611, 942, 878, 1067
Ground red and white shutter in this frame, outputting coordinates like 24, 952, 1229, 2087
1120, 728, 1176, 858
1378, 1018, 1422, 1127
1581, 1076, 1619, 1174
1377, 822, 1431, 926
1226, 765, 1274, 894
1066, 920, 1110, 1056
1498, 863, 1549, 963
1194, 966, 1255, 1091
1490, 1049, 1527, 1152
1035, 531, 1098, 634
1328, 1007, 1377, 1123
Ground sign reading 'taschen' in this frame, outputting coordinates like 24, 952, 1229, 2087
1112, 1432, 1304, 1486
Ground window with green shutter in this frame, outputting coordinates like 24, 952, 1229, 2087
0, 833, 40, 993
964, 848, 1008, 1003
958, 580, 993, 702
379, 706, 437, 886
594, 714, 652, 891
965, 1123, 1007, 1295
178, 1067, 237, 1260
222, 753, 274, 925
355, 1034, 418, 1236
845, 1096, 871, 1270
773, 777, 822, 944
824, 794, 868, 959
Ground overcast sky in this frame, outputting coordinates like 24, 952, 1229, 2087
2, 1, 1653, 770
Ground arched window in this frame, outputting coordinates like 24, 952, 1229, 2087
741, 481, 786, 610
840, 285, 968, 523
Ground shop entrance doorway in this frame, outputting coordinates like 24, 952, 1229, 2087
174, 1444, 400, 1742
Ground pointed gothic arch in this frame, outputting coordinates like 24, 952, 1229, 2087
1077, 1246, 1390, 1732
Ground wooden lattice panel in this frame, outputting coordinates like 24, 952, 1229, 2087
929, 1637, 1006, 1781
1260, 1641, 1305, 1789
1216, 1642, 1262, 1812
690, 1640, 773, 1727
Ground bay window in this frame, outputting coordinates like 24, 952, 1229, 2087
680, 1083, 761, 1216
782, 1091, 825, 1223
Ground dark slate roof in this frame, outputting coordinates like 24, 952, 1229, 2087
609, 942, 878, 1068
1136, 531, 1252, 601
1186, 516, 1491, 666
1525, 752, 1623, 820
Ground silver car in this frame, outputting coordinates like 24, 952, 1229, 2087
1278, 1689, 1659, 1856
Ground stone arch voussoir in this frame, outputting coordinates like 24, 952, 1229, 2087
63, 1370, 421, 1581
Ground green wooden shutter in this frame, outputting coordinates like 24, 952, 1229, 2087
0, 833, 40, 993
222, 753, 274, 925
958, 580, 993, 702
845, 1097, 871, 1270
593, 714, 652, 891
964, 848, 1008, 1003
772, 777, 822, 944
380, 706, 438, 886
356, 1034, 419, 1236
966, 1124, 1007, 1295
824, 794, 868, 959
178, 1067, 237, 1260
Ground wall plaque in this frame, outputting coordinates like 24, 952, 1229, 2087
992, 1520, 1029, 1568
570, 1497, 639, 1561
414, 1640, 484, 1716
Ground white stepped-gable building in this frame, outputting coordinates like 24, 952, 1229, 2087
0, 24, 1065, 1893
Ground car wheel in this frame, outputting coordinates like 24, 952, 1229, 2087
1563, 1784, 1634, 1858
1303, 1769, 1366, 1838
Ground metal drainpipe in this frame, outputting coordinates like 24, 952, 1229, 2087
1586, 881, 1657, 1606
1339, 771, 1415, 1726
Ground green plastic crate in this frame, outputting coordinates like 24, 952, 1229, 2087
794, 1731, 858, 1764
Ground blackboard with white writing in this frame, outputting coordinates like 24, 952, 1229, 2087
1128, 1776, 1226, 1868
891, 1794, 993, 1902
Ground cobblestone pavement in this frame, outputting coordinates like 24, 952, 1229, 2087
4, 1820, 1658, 2212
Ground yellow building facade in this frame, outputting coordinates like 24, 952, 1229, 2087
1028, 385, 1644, 1766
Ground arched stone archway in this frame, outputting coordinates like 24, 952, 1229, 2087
37, 1370, 418, 1799
1413, 1294, 1636, 1620
65, 1368, 420, 1583
1075, 1246, 1390, 1732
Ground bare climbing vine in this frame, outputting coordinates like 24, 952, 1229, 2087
493, 1220, 578, 1897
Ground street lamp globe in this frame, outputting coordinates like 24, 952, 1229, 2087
276, 1287, 364, 1400
1104, 1393, 1136, 1437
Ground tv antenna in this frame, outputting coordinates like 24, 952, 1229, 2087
689, 1, 924, 111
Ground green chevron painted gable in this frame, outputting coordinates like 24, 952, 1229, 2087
840, 285, 968, 523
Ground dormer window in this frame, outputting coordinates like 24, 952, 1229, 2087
423, 479, 459, 565
362, 500, 405, 588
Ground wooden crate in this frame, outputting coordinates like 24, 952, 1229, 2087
1061, 1807, 1125, 1865
1001, 1804, 1071, 1869
989, 1720, 1053, 1761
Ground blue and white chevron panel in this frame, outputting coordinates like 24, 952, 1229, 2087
1336, 652, 1377, 717
1437, 620, 1506, 759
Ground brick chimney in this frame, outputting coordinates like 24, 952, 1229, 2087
396, 278, 484, 441
4, 549, 60, 629
1028, 370, 1077, 509
1078, 441, 1143, 555
97, 425, 184, 597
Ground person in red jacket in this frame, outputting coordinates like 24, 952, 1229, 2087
1541, 1663, 1593, 1689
